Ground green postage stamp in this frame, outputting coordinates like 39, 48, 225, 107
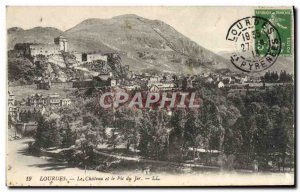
255, 9, 293, 56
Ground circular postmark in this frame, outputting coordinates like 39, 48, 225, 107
226, 16, 281, 73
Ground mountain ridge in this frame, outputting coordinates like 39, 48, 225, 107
218, 51, 294, 74
7, 14, 234, 74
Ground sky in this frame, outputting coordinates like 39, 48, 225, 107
6, 6, 257, 53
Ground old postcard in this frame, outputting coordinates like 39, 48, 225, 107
6, 6, 295, 186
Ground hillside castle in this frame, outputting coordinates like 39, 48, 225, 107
13, 36, 107, 63
14, 36, 68, 57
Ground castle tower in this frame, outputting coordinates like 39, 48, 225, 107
54, 36, 68, 52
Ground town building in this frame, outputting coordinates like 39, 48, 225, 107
13, 43, 34, 56
240, 75, 248, 84
149, 85, 160, 92
147, 76, 163, 85
27, 93, 47, 107
26, 93, 72, 108
18, 106, 42, 122
48, 93, 60, 106
205, 77, 214, 84
110, 79, 118, 87
80, 53, 108, 63
72, 73, 113, 89
148, 82, 176, 91
123, 84, 141, 91
60, 98, 72, 107
87, 53, 107, 63
28, 44, 60, 56
13, 36, 68, 57
217, 81, 225, 88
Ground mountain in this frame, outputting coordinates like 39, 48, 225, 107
8, 14, 232, 74
7, 27, 24, 33
8, 27, 63, 49
218, 51, 294, 75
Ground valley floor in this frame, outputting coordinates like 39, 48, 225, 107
6, 138, 294, 186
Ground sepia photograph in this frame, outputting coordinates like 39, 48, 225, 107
5, 6, 295, 187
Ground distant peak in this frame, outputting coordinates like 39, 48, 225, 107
70, 18, 105, 29
112, 14, 142, 19
7, 27, 24, 33
80, 18, 103, 23
31, 26, 60, 31
18, 26, 63, 34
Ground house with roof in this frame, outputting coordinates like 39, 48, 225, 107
122, 84, 141, 91
60, 98, 72, 107
148, 84, 160, 92
47, 93, 60, 106
217, 81, 225, 88
27, 93, 47, 107
205, 77, 214, 84
18, 106, 43, 122
147, 81, 176, 91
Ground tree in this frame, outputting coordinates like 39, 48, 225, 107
27, 110, 32, 122
105, 53, 126, 78
138, 110, 169, 160
115, 109, 141, 151
8, 56, 35, 84
82, 113, 105, 145
73, 123, 97, 166
264, 71, 271, 82
184, 110, 202, 161
253, 105, 273, 168
226, 117, 245, 162
272, 107, 294, 171
60, 113, 76, 147
34, 114, 62, 148
170, 109, 187, 161
107, 128, 120, 150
